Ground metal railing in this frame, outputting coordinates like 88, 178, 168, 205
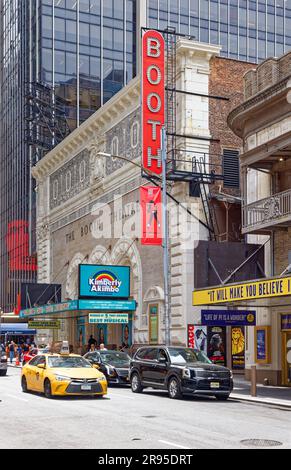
242, 189, 291, 232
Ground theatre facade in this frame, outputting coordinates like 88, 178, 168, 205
30, 39, 228, 353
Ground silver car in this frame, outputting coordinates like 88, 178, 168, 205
0, 351, 7, 376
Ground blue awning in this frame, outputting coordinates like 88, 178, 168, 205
0, 323, 36, 335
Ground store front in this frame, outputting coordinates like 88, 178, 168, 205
193, 275, 291, 386
20, 298, 136, 354
0, 323, 36, 345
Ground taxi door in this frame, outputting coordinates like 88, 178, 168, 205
33, 356, 47, 392
25, 357, 41, 391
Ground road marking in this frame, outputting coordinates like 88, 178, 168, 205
109, 392, 135, 400
158, 440, 190, 449
6, 394, 29, 403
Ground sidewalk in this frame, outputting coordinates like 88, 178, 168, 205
231, 376, 291, 408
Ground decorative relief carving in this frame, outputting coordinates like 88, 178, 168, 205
49, 150, 90, 209
89, 134, 106, 185
36, 223, 49, 242
105, 108, 141, 174
263, 196, 281, 221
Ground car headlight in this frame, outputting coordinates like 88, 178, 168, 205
230, 370, 233, 379
53, 374, 71, 382
182, 368, 191, 378
97, 374, 106, 382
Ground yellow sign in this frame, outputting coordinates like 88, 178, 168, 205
193, 276, 291, 306
28, 320, 61, 330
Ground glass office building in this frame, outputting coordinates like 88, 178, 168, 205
0, 0, 136, 312
147, 0, 291, 63
1, 0, 291, 313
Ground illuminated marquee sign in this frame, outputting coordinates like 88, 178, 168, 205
79, 265, 130, 299
140, 186, 162, 245
142, 30, 165, 175
193, 276, 291, 306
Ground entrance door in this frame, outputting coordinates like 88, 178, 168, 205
282, 332, 291, 386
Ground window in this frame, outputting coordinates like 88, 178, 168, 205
223, 149, 240, 188
143, 348, 158, 361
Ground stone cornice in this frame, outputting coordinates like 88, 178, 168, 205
32, 76, 140, 182
176, 38, 221, 60
228, 76, 291, 138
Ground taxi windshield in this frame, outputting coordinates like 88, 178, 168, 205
47, 356, 92, 368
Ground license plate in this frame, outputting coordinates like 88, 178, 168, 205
81, 385, 92, 391
210, 382, 220, 389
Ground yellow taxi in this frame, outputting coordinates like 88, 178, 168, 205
21, 345, 107, 399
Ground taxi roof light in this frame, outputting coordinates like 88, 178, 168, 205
60, 341, 70, 356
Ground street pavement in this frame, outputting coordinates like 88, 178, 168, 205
0, 367, 291, 449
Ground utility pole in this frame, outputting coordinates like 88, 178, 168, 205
161, 127, 171, 346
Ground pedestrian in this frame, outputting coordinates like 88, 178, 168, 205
17, 344, 22, 364
9, 341, 15, 364
99, 343, 107, 351
89, 343, 97, 352
87, 335, 97, 351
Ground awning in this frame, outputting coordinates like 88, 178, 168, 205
0, 323, 36, 335
19, 299, 137, 318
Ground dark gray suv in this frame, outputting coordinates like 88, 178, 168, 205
130, 346, 233, 400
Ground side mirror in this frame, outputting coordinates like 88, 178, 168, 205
92, 364, 100, 369
37, 364, 46, 369
158, 357, 167, 363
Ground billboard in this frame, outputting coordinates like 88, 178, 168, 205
6, 220, 37, 272
142, 30, 165, 176
78, 265, 130, 299
207, 326, 226, 366
201, 310, 256, 326
188, 325, 207, 355
231, 326, 245, 370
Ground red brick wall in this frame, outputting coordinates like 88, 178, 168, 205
208, 57, 255, 241
209, 56, 255, 196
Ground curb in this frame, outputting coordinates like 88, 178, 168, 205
230, 393, 291, 409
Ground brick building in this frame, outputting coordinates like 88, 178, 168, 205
228, 51, 291, 386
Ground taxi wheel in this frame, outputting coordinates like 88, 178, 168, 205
21, 376, 28, 393
44, 379, 54, 399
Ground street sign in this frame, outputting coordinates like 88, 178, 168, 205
28, 320, 61, 330
140, 186, 162, 245
142, 30, 165, 175
89, 313, 129, 324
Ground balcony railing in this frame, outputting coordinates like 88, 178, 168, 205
242, 189, 291, 233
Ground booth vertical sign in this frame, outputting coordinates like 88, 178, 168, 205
141, 29, 165, 246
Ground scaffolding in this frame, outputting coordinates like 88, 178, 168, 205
25, 81, 70, 164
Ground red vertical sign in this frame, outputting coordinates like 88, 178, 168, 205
142, 30, 165, 175
140, 186, 162, 245
141, 30, 165, 246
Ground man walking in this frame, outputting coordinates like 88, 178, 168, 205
9, 341, 15, 364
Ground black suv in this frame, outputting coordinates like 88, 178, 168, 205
130, 346, 233, 400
